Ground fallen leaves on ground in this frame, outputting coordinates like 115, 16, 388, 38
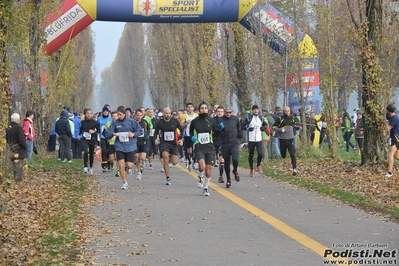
0, 162, 98, 264
269, 156, 399, 216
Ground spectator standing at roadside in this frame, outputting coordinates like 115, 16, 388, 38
55, 110, 72, 163
6, 113, 27, 182
316, 113, 327, 149
342, 110, 356, 152
261, 109, 274, 163
354, 111, 364, 155
306, 112, 316, 145
22, 110, 35, 162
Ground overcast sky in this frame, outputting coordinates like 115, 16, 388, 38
90, 21, 153, 108
91, 21, 125, 84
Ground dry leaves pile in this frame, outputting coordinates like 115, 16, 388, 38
271, 157, 399, 214
0, 163, 98, 264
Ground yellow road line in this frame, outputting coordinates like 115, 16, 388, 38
175, 163, 356, 266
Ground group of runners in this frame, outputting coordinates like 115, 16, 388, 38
75, 102, 300, 196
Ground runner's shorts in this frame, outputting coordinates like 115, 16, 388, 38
160, 142, 179, 156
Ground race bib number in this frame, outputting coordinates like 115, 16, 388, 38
149, 129, 155, 137
198, 133, 210, 144
164, 131, 174, 141
83, 131, 91, 140
119, 132, 129, 142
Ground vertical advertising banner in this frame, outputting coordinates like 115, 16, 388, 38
287, 57, 320, 115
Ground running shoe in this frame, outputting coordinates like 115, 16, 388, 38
197, 176, 203, 188
136, 173, 142, 180
149, 163, 153, 170
203, 188, 210, 196
115, 170, 120, 177
166, 178, 171, 185
193, 162, 199, 170
161, 167, 164, 172
233, 171, 240, 182
83, 167, 88, 174
257, 166, 263, 174
140, 167, 144, 173
226, 179, 231, 188
218, 176, 224, 183
385, 172, 393, 178
169, 163, 173, 168
110, 163, 114, 170
121, 182, 128, 190
250, 169, 254, 177
127, 168, 132, 175
188, 164, 192, 172
292, 169, 297, 176
89, 168, 93, 175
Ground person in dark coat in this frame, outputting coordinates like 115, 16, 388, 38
55, 109, 72, 162
6, 113, 27, 182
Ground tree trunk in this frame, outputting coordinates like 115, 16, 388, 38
231, 24, 251, 112
361, 0, 385, 165
0, 1, 14, 172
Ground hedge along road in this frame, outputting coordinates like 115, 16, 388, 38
87, 159, 398, 266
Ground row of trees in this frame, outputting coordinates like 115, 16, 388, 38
99, 0, 398, 163
0, 0, 95, 177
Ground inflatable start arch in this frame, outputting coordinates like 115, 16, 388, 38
44, 0, 320, 114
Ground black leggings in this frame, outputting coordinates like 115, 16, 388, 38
100, 138, 109, 166
149, 137, 158, 156
82, 139, 95, 168
221, 144, 239, 180
279, 138, 297, 169
319, 129, 326, 145
248, 142, 263, 169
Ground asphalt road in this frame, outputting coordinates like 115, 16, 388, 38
87, 158, 398, 266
